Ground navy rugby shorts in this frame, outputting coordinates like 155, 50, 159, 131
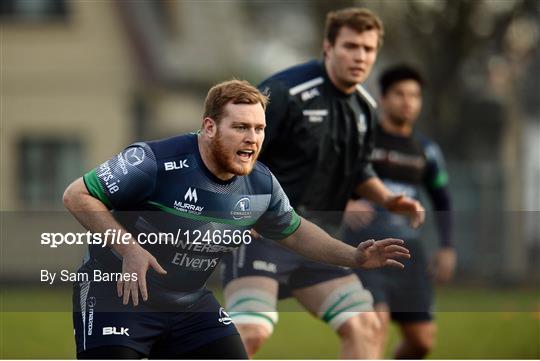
73, 280, 239, 356
353, 239, 434, 323
221, 236, 352, 298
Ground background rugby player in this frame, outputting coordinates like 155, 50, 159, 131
221, 8, 424, 359
342, 65, 455, 358
63, 79, 410, 359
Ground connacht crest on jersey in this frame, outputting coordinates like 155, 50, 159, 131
231, 197, 251, 220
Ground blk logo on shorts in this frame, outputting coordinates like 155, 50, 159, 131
102, 327, 130, 336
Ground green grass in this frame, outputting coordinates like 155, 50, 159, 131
1, 286, 539, 359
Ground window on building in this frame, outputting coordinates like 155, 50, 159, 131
0, 0, 68, 21
18, 138, 83, 208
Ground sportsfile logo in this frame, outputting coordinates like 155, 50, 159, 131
103, 327, 130, 336
164, 159, 189, 171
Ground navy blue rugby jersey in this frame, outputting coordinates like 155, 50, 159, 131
350, 124, 452, 244
81, 133, 301, 291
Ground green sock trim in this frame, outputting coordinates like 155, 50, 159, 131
323, 301, 369, 323
229, 311, 275, 325
229, 297, 275, 311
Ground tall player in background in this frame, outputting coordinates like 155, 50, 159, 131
222, 8, 425, 359
342, 65, 455, 358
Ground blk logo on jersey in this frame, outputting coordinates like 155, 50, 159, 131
231, 197, 251, 220
164, 159, 189, 171
218, 307, 232, 325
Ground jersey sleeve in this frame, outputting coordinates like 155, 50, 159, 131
258, 78, 292, 152
422, 139, 453, 247
254, 173, 301, 240
355, 109, 377, 186
423, 140, 449, 191
82, 142, 157, 210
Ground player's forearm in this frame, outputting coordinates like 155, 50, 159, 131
63, 178, 139, 256
277, 218, 357, 268
354, 177, 393, 208
428, 186, 454, 247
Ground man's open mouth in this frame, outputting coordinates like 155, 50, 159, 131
237, 150, 255, 160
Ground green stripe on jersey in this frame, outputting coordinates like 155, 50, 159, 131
83, 169, 112, 209
279, 210, 301, 238
431, 171, 449, 189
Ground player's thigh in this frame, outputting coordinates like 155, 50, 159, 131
292, 274, 374, 331
78, 346, 144, 359
224, 276, 279, 334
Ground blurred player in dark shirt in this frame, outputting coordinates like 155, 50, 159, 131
343, 64, 455, 358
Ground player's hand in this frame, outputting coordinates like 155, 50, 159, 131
355, 238, 410, 269
384, 194, 425, 228
343, 199, 375, 230
431, 247, 456, 284
117, 244, 167, 306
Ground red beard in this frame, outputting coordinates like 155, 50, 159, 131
209, 131, 256, 176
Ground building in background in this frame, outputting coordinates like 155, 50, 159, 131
1, 0, 539, 283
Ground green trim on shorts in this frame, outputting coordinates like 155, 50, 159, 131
229, 311, 275, 325
83, 169, 112, 209
228, 297, 274, 311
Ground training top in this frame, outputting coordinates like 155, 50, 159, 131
258, 60, 377, 214
347, 123, 453, 246
80, 133, 301, 292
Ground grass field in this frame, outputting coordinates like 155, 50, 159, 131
1, 286, 538, 359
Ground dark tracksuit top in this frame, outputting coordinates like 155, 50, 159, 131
257, 59, 377, 229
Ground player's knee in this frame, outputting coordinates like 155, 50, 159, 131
225, 288, 278, 357
236, 324, 271, 357
405, 324, 436, 356
338, 312, 380, 343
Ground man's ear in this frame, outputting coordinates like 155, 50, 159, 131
322, 39, 331, 57
202, 117, 217, 138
